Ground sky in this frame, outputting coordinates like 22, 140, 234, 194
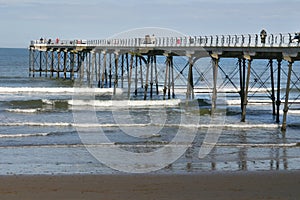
0, 0, 299, 48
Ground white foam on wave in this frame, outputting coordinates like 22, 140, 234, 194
0, 132, 50, 138
0, 122, 280, 129
205, 142, 299, 148
6, 108, 41, 113
176, 87, 275, 94
42, 99, 54, 105
0, 143, 195, 149
0, 122, 72, 127
226, 99, 274, 106
280, 110, 300, 115
69, 99, 182, 107
0, 87, 123, 95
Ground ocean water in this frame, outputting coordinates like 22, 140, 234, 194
0, 48, 299, 175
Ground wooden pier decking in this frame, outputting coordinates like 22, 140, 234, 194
29, 32, 300, 130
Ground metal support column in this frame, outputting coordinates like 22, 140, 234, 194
39, 51, 42, 77
186, 57, 194, 100
276, 59, 282, 123
270, 59, 276, 115
70, 52, 75, 81
114, 52, 119, 95
241, 58, 252, 122
87, 52, 91, 86
32, 50, 36, 77
128, 54, 134, 98
91, 51, 96, 87
171, 56, 175, 98
121, 54, 124, 88
109, 53, 112, 88
51, 51, 54, 78
282, 61, 293, 131
144, 56, 150, 100
150, 56, 154, 99
126, 53, 129, 89
45, 51, 48, 77
101, 53, 106, 88
29, 49, 33, 77
140, 57, 144, 89
97, 53, 102, 88
63, 51, 67, 79
168, 57, 171, 99
212, 57, 219, 111
80, 52, 85, 83
164, 56, 170, 100
57, 51, 60, 78
135, 55, 138, 96
154, 56, 159, 95
239, 58, 246, 112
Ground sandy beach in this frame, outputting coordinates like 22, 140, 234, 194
0, 171, 299, 200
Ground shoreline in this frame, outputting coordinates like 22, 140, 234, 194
0, 171, 299, 200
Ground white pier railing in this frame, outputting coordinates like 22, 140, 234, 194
31, 33, 300, 48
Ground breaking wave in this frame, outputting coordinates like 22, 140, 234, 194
0, 132, 50, 138
69, 99, 182, 107
6, 108, 42, 113
0, 122, 282, 129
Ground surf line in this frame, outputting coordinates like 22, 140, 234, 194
204, 142, 300, 148
0, 122, 281, 129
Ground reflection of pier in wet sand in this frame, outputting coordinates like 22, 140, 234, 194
29, 33, 300, 130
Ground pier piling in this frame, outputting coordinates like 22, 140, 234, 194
241, 57, 252, 122
282, 60, 293, 131
276, 59, 282, 123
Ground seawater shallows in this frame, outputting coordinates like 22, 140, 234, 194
0, 48, 299, 175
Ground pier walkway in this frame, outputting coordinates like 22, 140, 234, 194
29, 32, 300, 130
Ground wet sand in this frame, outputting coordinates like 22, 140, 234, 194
0, 171, 299, 200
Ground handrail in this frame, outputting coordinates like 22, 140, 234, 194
30, 33, 300, 48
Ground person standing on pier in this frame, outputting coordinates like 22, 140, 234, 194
260, 29, 267, 44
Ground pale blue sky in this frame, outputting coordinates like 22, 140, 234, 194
0, 0, 299, 47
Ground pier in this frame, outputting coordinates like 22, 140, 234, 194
29, 32, 300, 131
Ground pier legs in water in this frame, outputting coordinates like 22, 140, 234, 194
163, 56, 175, 100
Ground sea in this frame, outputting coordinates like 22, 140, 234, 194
0, 48, 299, 175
